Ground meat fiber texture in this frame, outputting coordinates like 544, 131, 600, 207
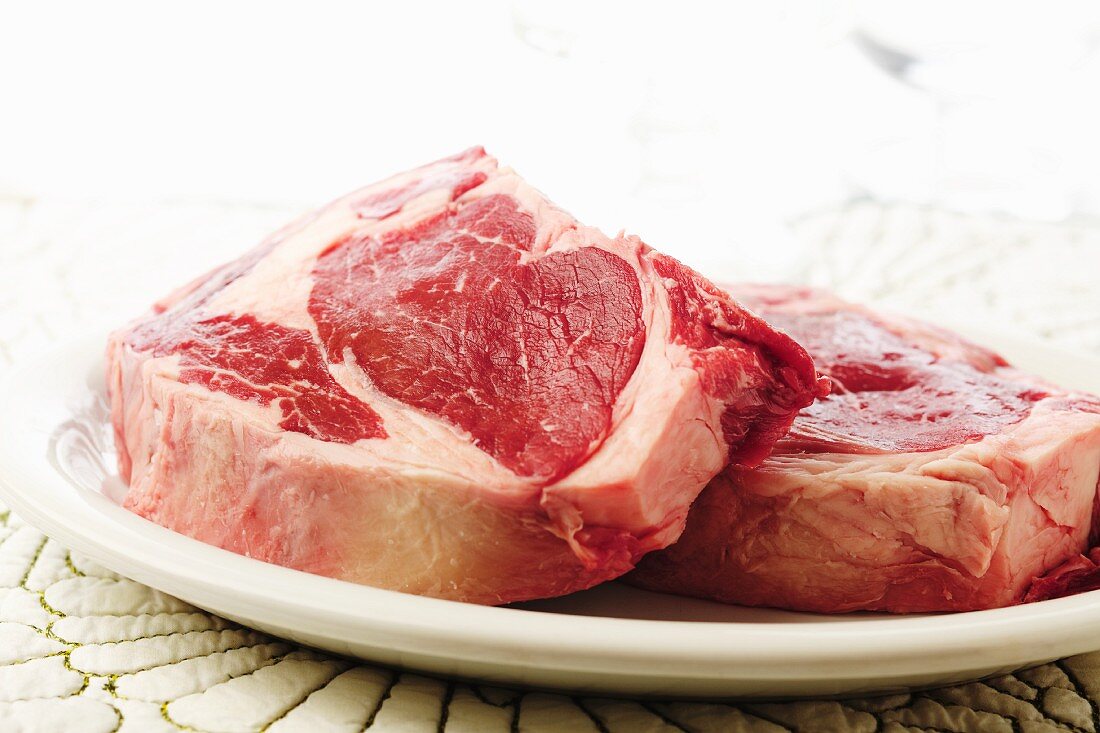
106, 149, 820, 605
629, 285, 1100, 613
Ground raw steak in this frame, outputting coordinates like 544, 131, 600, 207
629, 285, 1100, 613
106, 149, 821, 605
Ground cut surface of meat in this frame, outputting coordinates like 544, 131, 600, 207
762, 305, 1042, 454
308, 196, 644, 480
107, 149, 821, 605
628, 285, 1100, 613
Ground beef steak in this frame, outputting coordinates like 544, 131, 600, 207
628, 285, 1100, 613
107, 149, 820, 604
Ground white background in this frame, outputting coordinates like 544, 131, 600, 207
3, 1, 1100, 273
0, 1, 894, 273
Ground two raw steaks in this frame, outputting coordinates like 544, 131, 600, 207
109, 150, 1100, 610
107, 148, 821, 605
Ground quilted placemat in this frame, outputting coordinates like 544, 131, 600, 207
2, 196, 1099, 732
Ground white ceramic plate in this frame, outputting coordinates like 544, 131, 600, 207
1, 328, 1099, 699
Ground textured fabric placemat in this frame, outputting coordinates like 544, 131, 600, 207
1, 196, 1099, 732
